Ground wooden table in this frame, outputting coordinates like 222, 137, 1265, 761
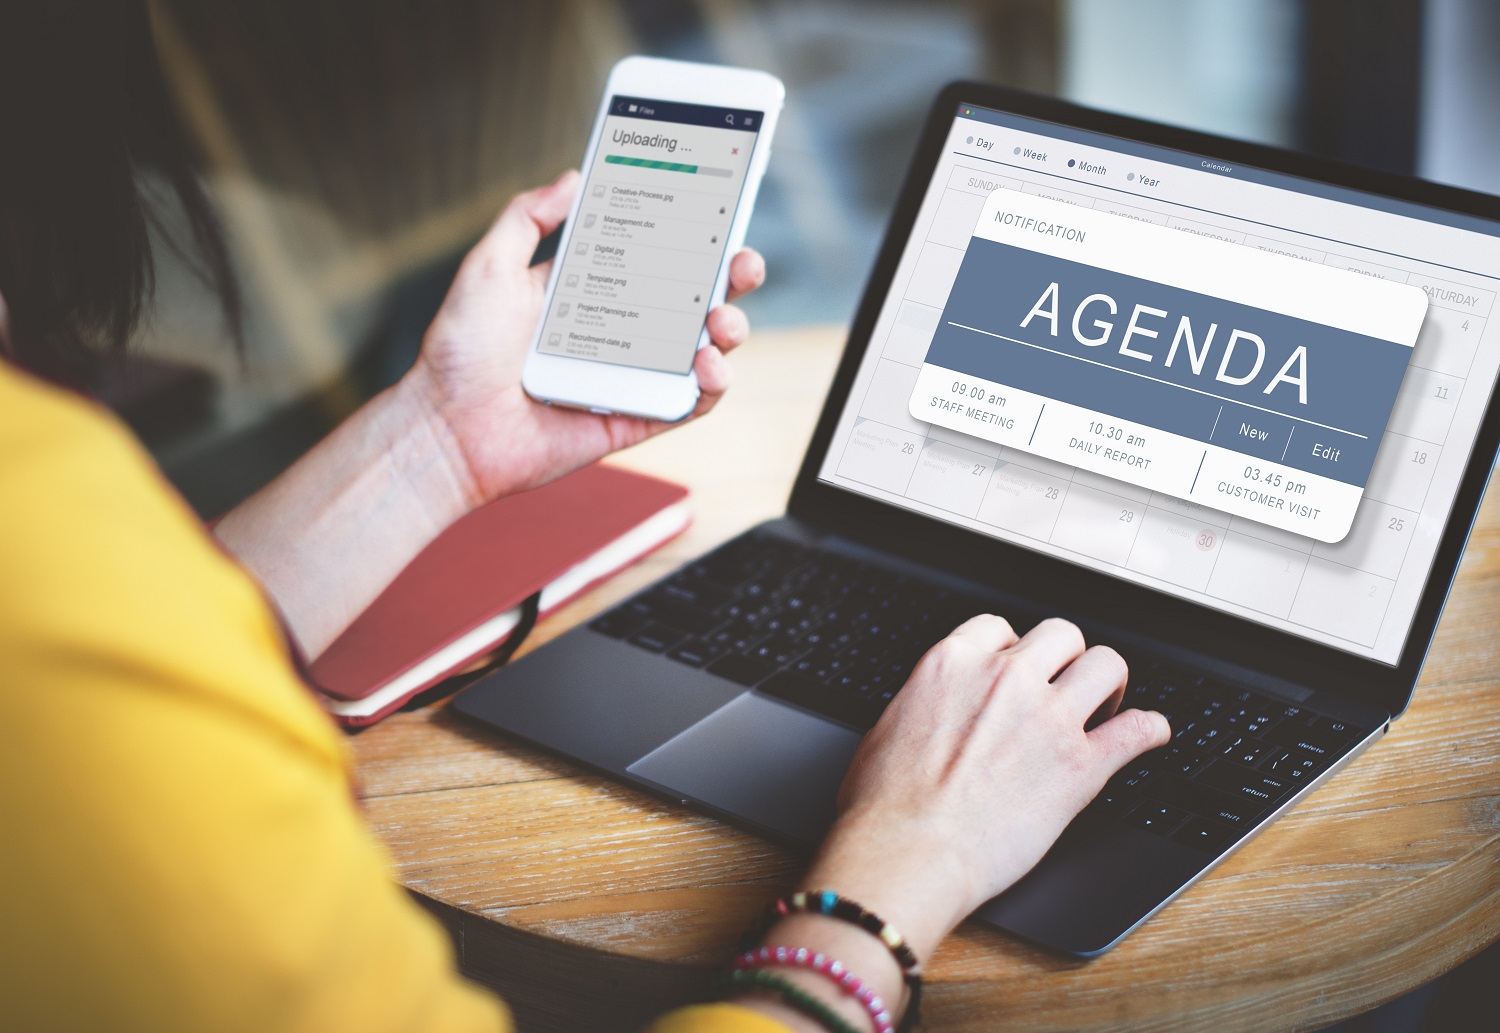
352, 326, 1500, 1032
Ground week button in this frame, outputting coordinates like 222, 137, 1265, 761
1209, 403, 1296, 464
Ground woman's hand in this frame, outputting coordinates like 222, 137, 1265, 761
734, 616, 1168, 1033
805, 615, 1170, 960
406, 169, 766, 508
216, 172, 762, 658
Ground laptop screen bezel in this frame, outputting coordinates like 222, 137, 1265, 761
786, 81, 1500, 716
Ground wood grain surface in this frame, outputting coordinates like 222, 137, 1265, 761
351, 326, 1500, 1033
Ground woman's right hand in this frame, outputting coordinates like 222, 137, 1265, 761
804, 614, 1171, 963
732, 616, 1171, 1033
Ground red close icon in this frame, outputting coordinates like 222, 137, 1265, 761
731, 147, 739, 155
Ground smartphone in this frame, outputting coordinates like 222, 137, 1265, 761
521, 56, 784, 422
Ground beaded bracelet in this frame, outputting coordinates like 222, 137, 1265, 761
744, 889, 924, 1029
721, 968, 865, 1033
745, 891, 922, 975
737, 945, 895, 1033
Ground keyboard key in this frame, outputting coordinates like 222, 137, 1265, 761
666, 641, 722, 667
1244, 715, 1278, 736
1089, 785, 1131, 814
1122, 764, 1156, 790
659, 579, 732, 610
814, 655, 848, 681
828, 672, 860, 694
590, 608, 648, 639
790, 651, 829, 676
628, 623, 686, 653
708, 619, 766, 653
1309, 716, 1359, 737
1125, 800, 1188, 834
1220, 738, 1271, 767
1189, 725, 1228, 751
1170, 719, 1201, 741
1163, 746, 1208, 777
1172, 817, 1237, 852
1197, 761, 1292, 805
1151, 777, 1266, 828
1220, 708, 1254, 730
1261, 750, 1295, 776
758, 670, 831, 712
632, 593, 723, 635
826, 689, 881, 730
1262, 750, 1325, 778
750, 641, 803, 667
1261, 722, 1347, 759
706, 654, 775, 687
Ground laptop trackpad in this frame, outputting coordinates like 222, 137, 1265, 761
627, 693, 863, 846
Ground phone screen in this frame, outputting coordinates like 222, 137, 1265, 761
536, 95, 763, 374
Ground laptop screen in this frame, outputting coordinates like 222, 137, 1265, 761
816, 101, 1500, 666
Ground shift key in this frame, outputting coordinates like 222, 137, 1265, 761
1197, 760, 1293, 805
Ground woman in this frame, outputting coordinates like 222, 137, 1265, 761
0, 6, 1168, 1032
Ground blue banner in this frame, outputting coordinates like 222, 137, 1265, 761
924, 238, 1416, 486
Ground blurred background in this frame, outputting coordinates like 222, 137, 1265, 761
113, 3, 1494, 1026
129, 0, 1500, 518
130, 0, 1497, 523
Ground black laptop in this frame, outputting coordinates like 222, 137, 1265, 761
455, 82, 1500, 956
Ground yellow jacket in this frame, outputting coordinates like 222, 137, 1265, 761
0, 360, 784, 1033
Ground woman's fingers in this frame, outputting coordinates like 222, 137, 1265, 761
466, 168, 577, 289
1051, 644, 1129, 721
727, 248, 766, 301
689, 304, 748, 420
705, 302, 750, 354
1009, 617, 1088, 679
947, 613, 1019, 652
693, 343, 734, 405
1087, 706, 1171, 775
492, 170, 578, 267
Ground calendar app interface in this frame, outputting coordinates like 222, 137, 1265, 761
909, 190, 1428, 544
819, 103, 1500, 664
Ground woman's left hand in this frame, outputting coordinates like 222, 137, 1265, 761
406, 169, 765, 507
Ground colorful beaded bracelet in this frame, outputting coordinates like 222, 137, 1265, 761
736, 945, 895, 1033
721, 967, 865, 1033
742, 890, 923, 1030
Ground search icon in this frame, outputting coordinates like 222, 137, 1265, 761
725, 114, 736, 126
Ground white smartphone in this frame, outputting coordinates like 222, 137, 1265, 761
521, 56, 784, 422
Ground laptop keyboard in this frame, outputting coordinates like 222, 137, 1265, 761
590, 531, 1369, 853
1095, 665, 1365, 852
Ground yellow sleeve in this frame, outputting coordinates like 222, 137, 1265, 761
0, 363, 508, 1033
646, 1004, 796, 1033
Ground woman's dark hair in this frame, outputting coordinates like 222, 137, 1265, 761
0, 2, 241, 380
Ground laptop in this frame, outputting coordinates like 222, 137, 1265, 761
454, 82, 1500, 956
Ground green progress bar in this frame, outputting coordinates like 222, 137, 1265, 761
606, 154, 698, 174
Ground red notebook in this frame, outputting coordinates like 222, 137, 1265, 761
309, 463, 690, 727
